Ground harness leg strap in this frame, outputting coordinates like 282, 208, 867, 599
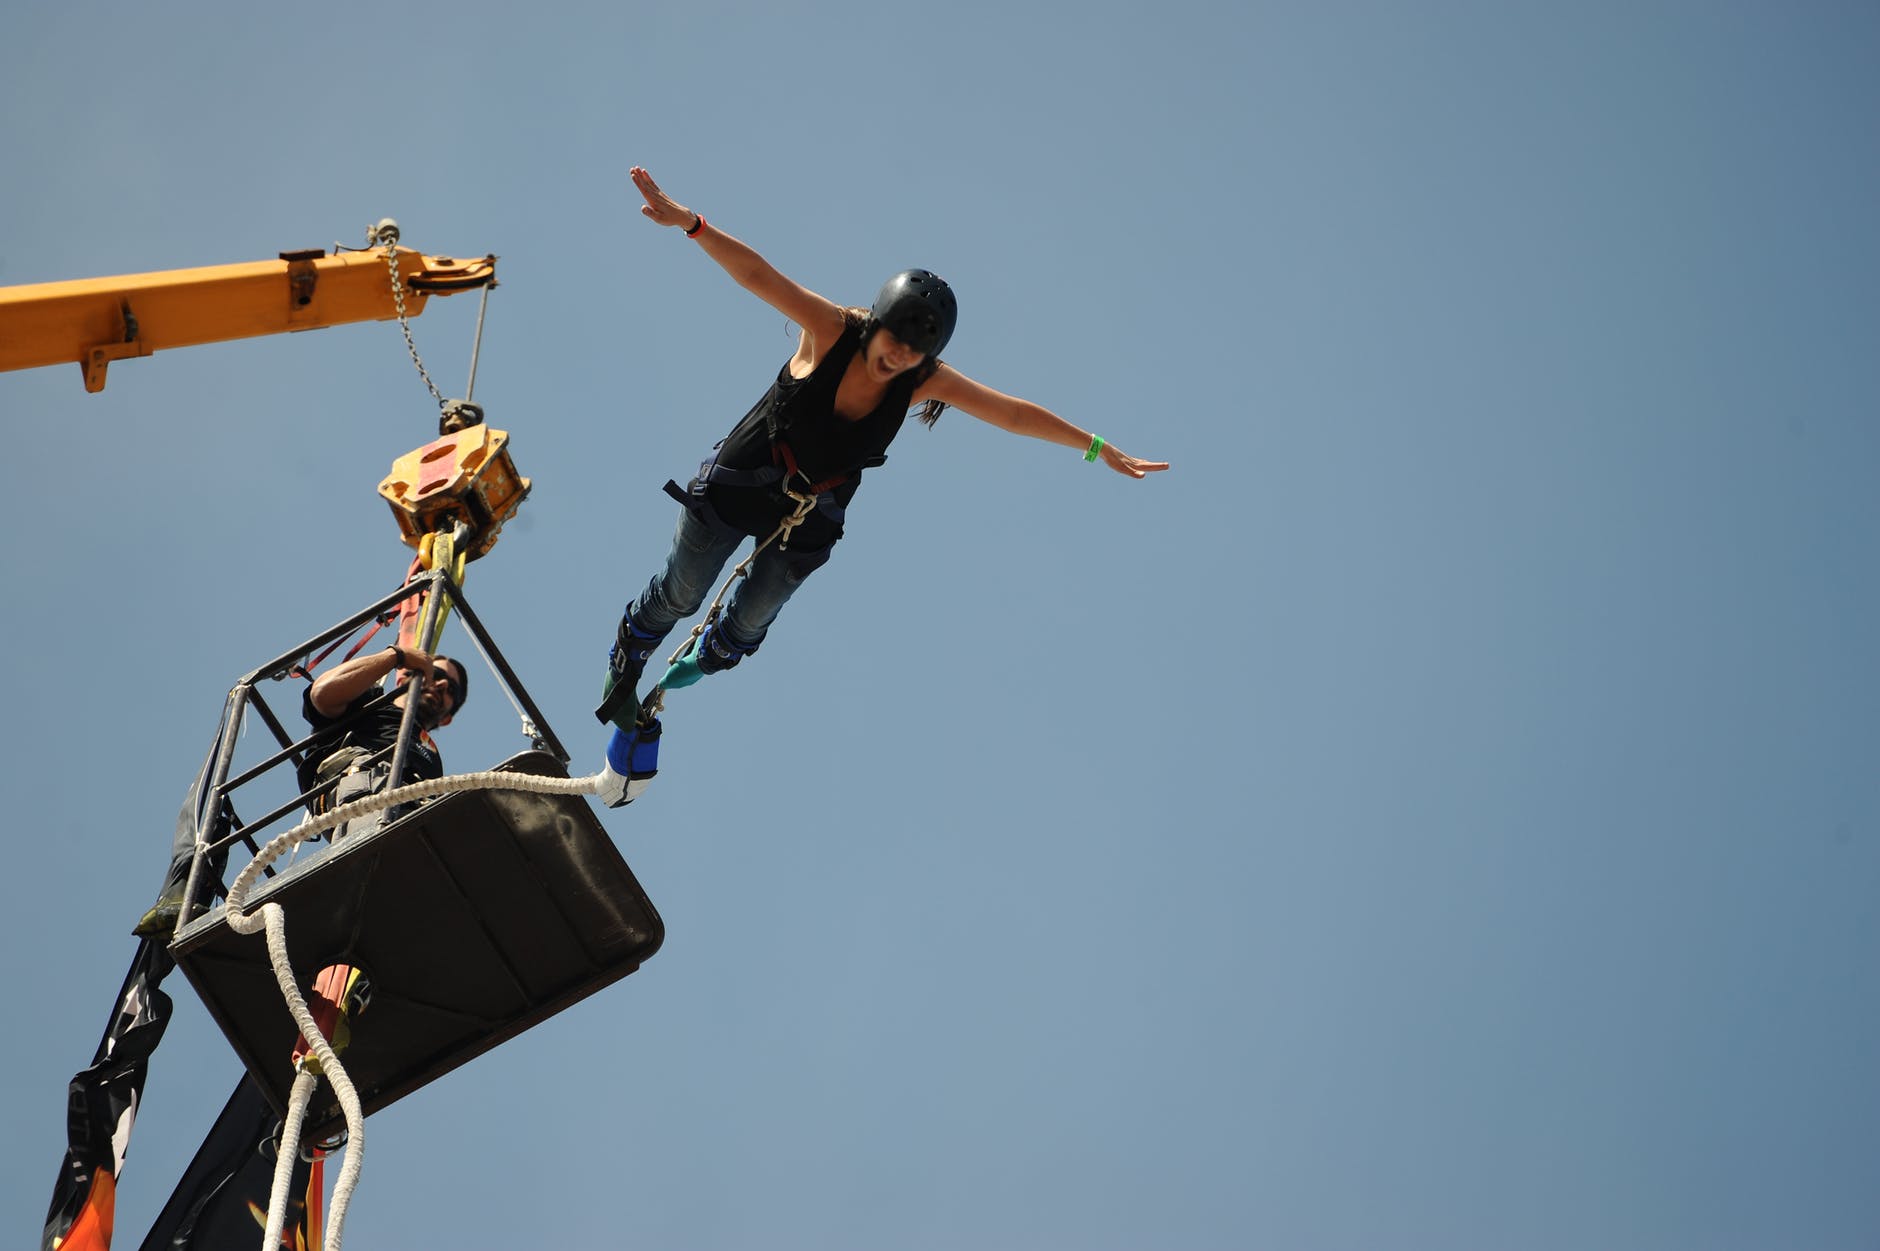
661, 620, 759, 690
596, 612, 666, 729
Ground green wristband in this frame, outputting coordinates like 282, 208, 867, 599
1084, 434, 1105, 463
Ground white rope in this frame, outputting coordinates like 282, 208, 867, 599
225, 768, 601, 906
264, 1069, 318, 1251
223, 765, 604, 1250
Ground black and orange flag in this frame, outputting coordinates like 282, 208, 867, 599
42, 938, 175, 1251
43, 936, 321, 1250
135, 1079, 319, 1251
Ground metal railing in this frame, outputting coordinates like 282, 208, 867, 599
173, 568, 567, 931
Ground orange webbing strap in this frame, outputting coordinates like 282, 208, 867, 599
291, 964, 367, 1073
396, 531, 466, 656
394, 550, 429, 653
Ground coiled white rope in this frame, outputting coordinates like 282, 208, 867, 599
224, 765, 602, 1250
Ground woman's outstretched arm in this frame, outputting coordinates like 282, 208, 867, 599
918, 364, 1170, 479
630, 166, 847, 348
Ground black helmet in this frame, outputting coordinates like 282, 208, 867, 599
868, 269, 957, 358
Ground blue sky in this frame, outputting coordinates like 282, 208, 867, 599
4, 2, 1877, 1248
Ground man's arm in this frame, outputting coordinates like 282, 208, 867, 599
307, 646, 433, 718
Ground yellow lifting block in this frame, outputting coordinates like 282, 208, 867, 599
379, 425, 531, 561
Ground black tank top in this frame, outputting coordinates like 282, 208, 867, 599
705, 322, 920, 543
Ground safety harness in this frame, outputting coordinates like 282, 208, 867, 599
663, 437, 888, 538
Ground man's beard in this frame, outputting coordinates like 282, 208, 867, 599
414, 688, 447, 729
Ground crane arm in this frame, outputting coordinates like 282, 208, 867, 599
0, 245, 495, 392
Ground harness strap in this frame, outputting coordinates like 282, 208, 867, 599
772, 441, 854, 496
691, 457, 786, 491
673, 440, 883, 530
679, 442, 882, 498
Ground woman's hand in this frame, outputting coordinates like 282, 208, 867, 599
630, 166, 696, 231
1098, 442, 1170, 479
629, 167, 844, 340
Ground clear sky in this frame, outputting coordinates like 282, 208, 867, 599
4, 2, 1877, 1248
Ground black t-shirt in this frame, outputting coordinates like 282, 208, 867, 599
299, 685, 444, 793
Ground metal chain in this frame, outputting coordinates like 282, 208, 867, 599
376, 227, 447, 410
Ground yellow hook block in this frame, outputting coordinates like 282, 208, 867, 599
379, 425, 531, 562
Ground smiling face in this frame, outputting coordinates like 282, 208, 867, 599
868, 270, 957, 360
411, 657, 467, 728
864, 326, 927, 381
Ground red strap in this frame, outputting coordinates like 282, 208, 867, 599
291, 963, 356, 1067
394, 552, 428, 651
772, 439, 849, 495
290, 554, 424, 682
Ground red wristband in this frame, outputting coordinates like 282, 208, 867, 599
684, 213, 706, 238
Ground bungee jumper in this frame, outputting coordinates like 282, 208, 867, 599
594, 166, 1169, 774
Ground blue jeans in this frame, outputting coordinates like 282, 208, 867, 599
629, 504, 830, 654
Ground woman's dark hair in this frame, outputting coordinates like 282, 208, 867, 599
846, 307, 949, 427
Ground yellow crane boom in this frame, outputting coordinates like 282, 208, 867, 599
0, 242, 495, 392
